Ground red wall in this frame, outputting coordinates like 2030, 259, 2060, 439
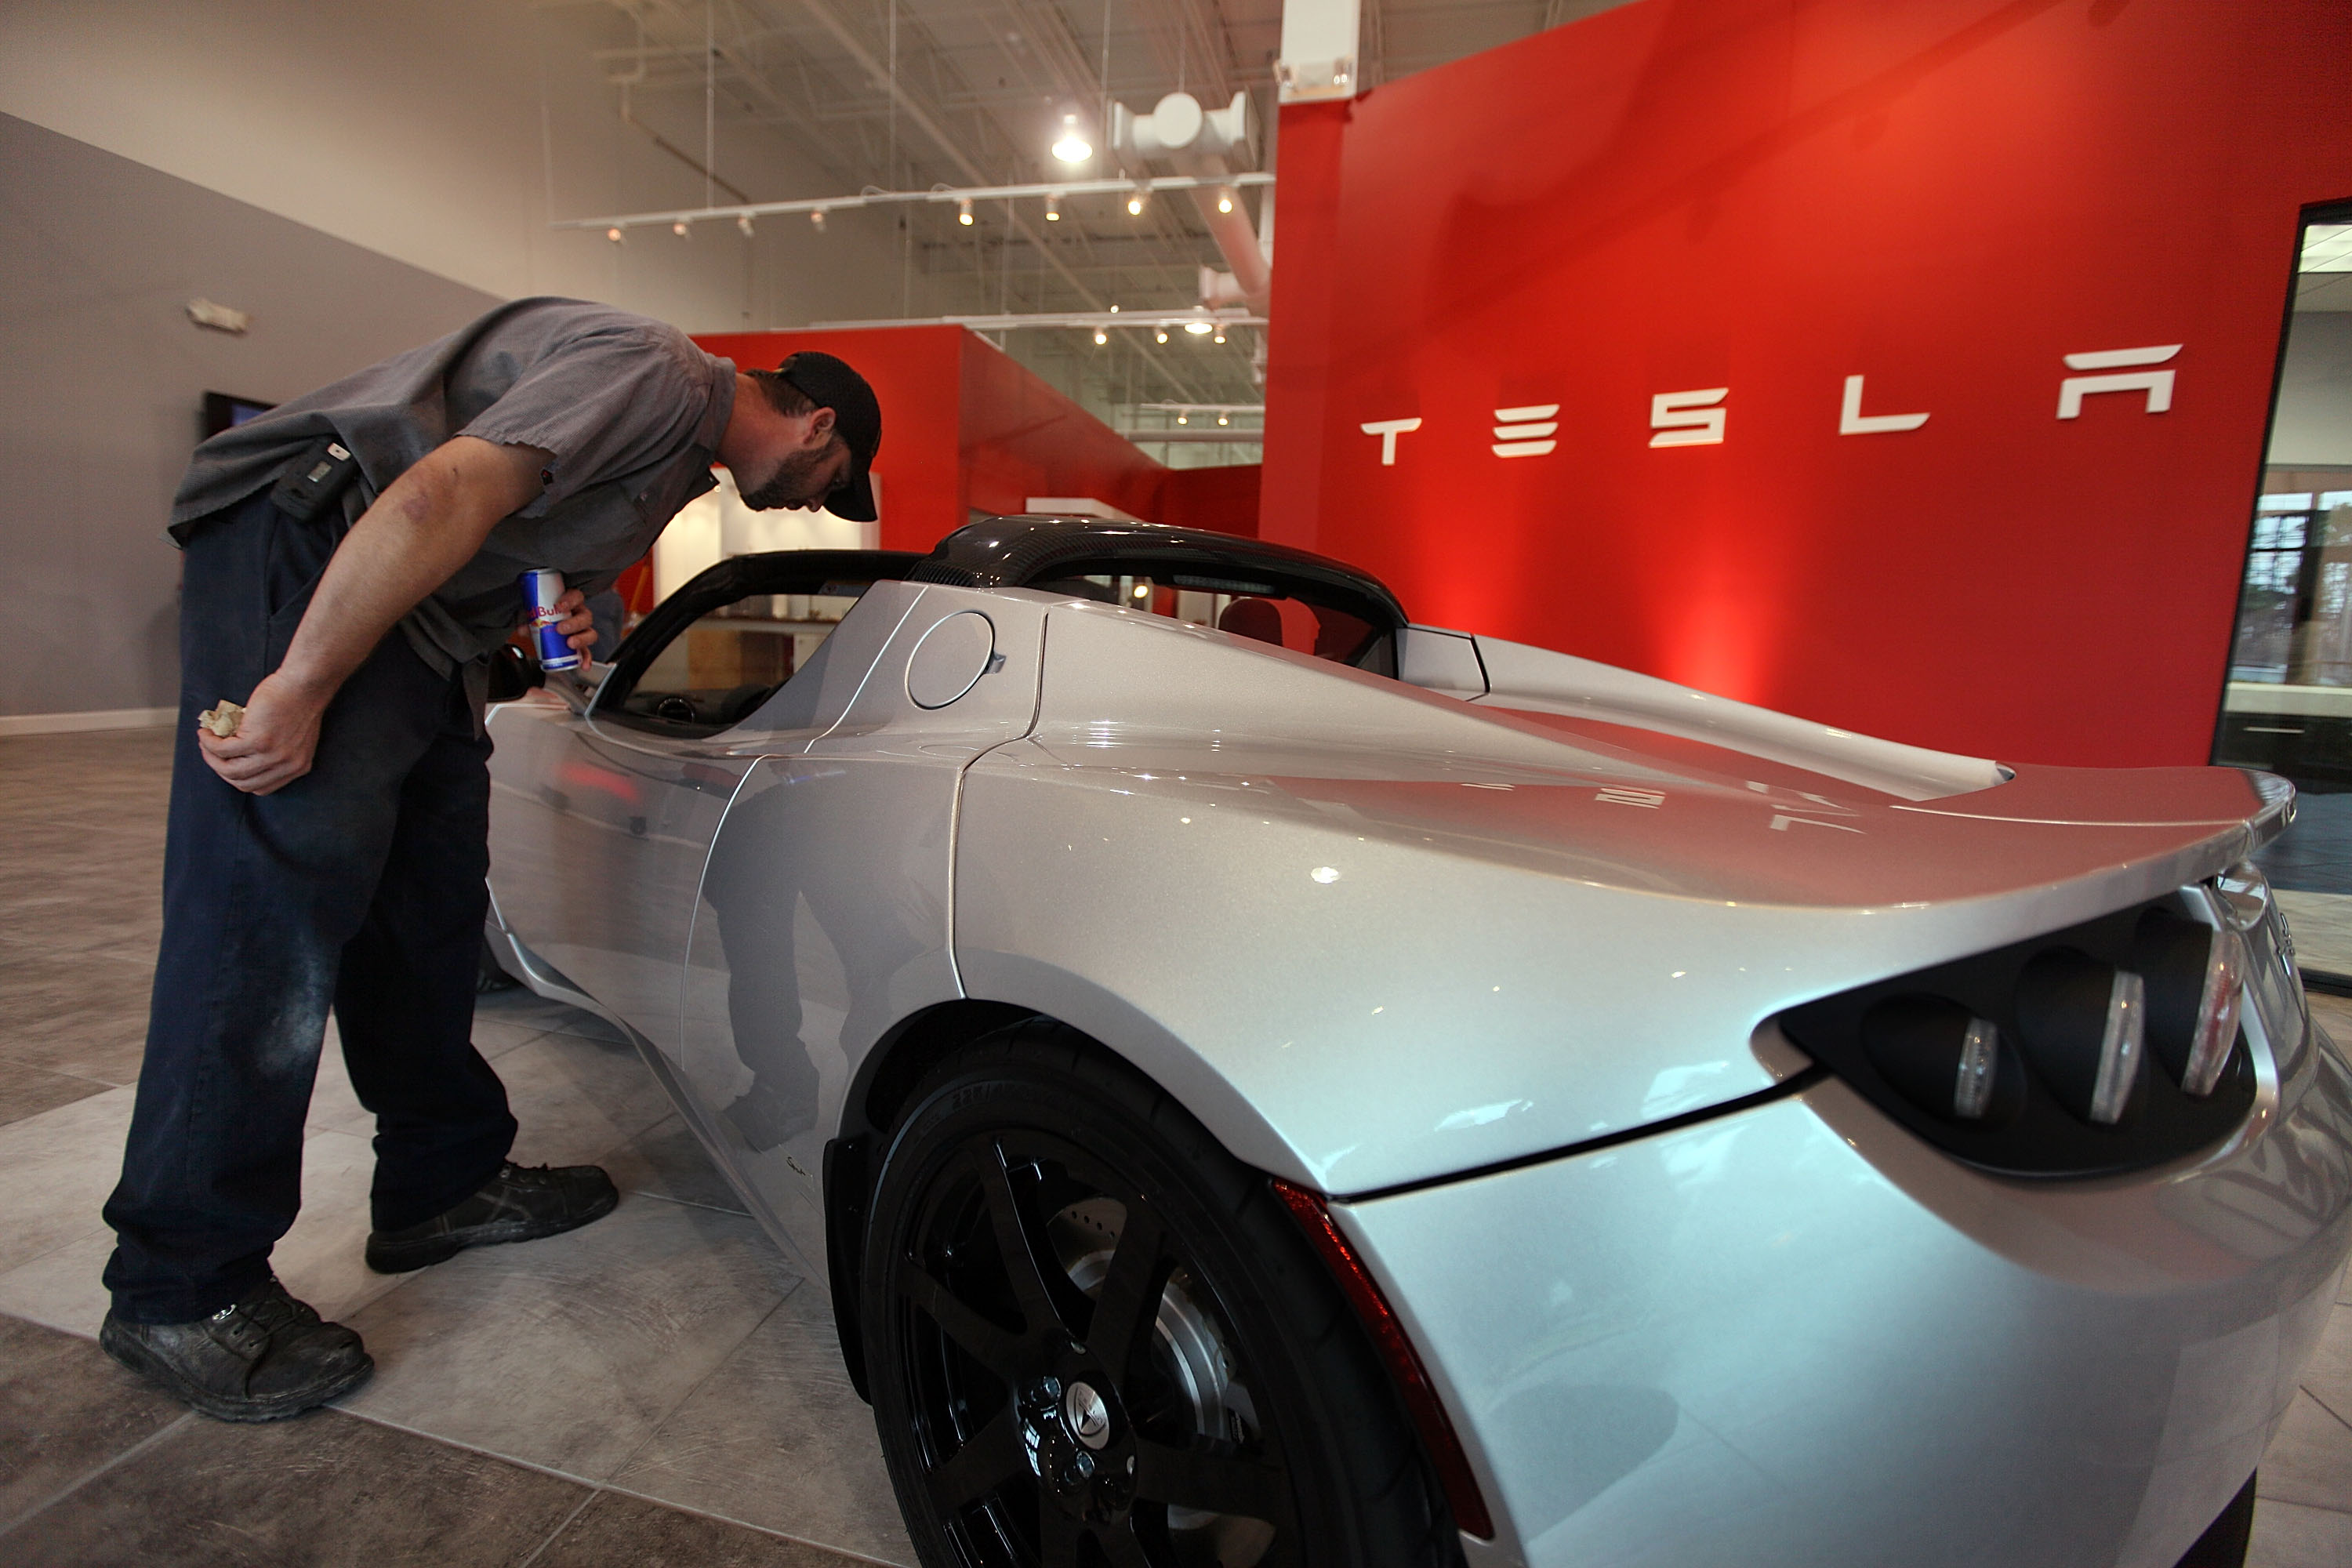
697, 325, 1260, 548
695, 325, 964, 554
1260, 0, 2352, 767
957, 333, 1167, 524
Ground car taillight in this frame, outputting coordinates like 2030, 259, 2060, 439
1269, 1178, 1495, 1540
2015, 952, 2146, 1125
1779, 869, 2278, 1178
1860, 998, 2010, 1123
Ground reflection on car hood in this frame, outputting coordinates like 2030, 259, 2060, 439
952, 604, 2285, 1192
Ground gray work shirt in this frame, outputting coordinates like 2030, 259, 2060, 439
172, 296, 735, 690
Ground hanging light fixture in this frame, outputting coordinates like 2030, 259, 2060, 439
1218, 413, 1229, 426
1093, 328, 1109, 345
810, 208, 827, 231
1184, 317, 1214, 336
1052, 113, 1091, 164
605, 227, 625, 243
1155, 328, 1168, 343
1177, 413, 1189, 425
1126, 186, 1147, 217
1217, 187, 1236, 215
1045, 191, 1062, 221
1212, 327, 1226, 344
958, 198, 974, 226
736, 214, 754, 238
672, 220, 691, 238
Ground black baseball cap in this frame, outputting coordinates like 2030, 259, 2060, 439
776, 350, 881, 521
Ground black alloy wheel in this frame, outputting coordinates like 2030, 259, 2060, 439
862, 1019, 1460, 1568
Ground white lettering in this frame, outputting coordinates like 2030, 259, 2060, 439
1360, 417, 1423, 464
1769, 814, 1863, 834
2057, 344, 2179, 419
1838, 375, 1929, 434
1492, 403, 1559, 458
1650, 388, 1727, 448
1596, 786, 1665, 808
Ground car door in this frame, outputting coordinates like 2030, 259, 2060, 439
675, 583, 1049, 1259
485, 550, 919, 1058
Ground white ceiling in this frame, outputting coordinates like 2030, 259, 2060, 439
543, 0, 1619, 407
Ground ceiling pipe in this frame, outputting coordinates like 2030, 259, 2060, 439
1110, 90, 1270, 316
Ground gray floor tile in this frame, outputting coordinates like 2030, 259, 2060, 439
2305, 1303, 2352, 1419
0, 1231, 117, 1339
2282, 894, 2352, 982
0, 943, 153, 1086
0, 1058, 107, 1128
601, 1114, 750, 1215
0, 1313, 185, 1529
0, 1086, 135, 1277
613, 1285, 915, 1566
2262, 1391, 2352, 1512
338, 1196, 800, 1481
537, 1490, 872, 1568
495, 1029, 679, 1171
0, 1406, 586, 1567
0, 1128, 409, 1339
2249, 1497, 2352, 1568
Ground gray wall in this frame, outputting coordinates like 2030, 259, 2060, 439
0, 114, 501, 717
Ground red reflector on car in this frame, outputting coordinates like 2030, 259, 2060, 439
1270, 1178, 1496, 1540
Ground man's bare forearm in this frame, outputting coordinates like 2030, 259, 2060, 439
194, 436, 551, 796
273, 437, 550, 704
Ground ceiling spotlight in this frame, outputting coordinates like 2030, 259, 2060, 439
605, 227, 625, 243
736, 214, 754, 238
810, 208, 827, 230
1052, 112, 1091, 164
1131, 583, 1150, 601
1177, 413, 1189, 425
1184, 318, 1213, 336
1217, 188, 1235, 215
1127, 187, 1146, 217
1155, 328, 1168, 343
1093, 328, 1108, 345
958, 198, 974, 226
1212, 327, 1226, 344
1218, 413, 1229, 426
1045, 191, 1062, 221
673, 220, 690, 238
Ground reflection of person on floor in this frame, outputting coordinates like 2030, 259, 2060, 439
97, 299, 882, 1423
698, 764, 927, 1152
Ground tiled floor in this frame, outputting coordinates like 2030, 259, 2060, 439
0, 728, 913, 1566
2, 727, 2350, 1566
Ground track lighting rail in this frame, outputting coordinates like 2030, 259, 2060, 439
557, 172, 1274, 236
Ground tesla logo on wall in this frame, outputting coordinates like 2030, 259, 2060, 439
1650, 388, 1727, 447
1356, 343, 2183, 466
1493, 404, 1560, 457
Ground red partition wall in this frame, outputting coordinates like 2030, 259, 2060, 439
694, 325, 964, 553
697, 325, 1259, 548
1261, 0, 2352, 766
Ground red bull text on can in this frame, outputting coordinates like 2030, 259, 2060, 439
520, 568, 583, 672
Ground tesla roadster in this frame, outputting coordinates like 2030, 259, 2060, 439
481, 517, 2352, 1568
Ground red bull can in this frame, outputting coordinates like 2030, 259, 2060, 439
520, 568, 582, 672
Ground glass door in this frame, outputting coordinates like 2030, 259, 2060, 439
2216, 205, 2352, 980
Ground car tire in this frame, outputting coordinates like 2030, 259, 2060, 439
862, 1017, 1463, 1568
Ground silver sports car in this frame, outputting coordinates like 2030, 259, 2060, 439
481, 517, 2352, 1568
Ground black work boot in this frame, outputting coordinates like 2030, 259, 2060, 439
100, 1276, 372, 1422
364, 1161, 619, 1273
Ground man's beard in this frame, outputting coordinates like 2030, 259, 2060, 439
739, 445, 838, 511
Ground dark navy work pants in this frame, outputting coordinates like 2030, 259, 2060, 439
103, 488, 517, 1323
